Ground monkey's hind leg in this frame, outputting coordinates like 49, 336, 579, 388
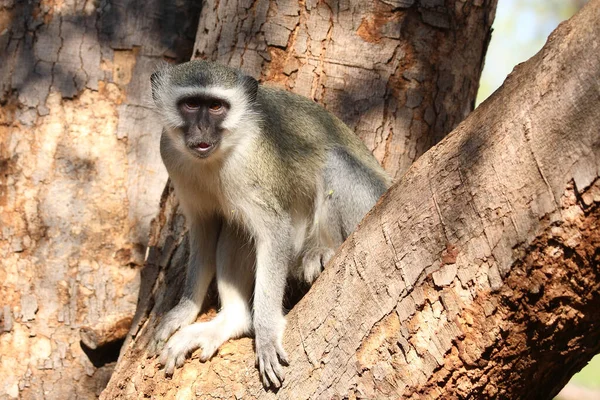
150, 217, 220, 358
300, 247, 335, 284
323, 147, 388, 239
159, 223, 254, 374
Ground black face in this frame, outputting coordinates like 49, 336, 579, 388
178, 96, 229, 158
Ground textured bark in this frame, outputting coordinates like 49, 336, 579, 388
0, 1, 199, 398
103, 1, 600, 399
195, 0, 497, 179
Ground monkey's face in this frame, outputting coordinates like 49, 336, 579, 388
177, 96, 229, 159
151, 61, 260, 160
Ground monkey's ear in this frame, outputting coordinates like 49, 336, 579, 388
242, 75, 259, 102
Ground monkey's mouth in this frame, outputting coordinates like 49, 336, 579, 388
187, 141, 218, 158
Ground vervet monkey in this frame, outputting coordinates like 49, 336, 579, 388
149, 60, 391, 388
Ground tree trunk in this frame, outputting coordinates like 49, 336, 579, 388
195, 0, 497, 179
102, 1, 600, 399
0, 1, 199, 398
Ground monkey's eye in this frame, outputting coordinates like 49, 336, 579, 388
181, 98, 202, 111
208, 101, 224, 114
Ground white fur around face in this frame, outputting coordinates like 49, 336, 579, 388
152, 73, 259, 132
153, 70, 262, 179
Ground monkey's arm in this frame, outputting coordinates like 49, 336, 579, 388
150, 216, 220, 362
252, 216, 293, 388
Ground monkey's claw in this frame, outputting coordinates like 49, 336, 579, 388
255, 337, 288, 389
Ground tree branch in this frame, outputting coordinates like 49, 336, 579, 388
103, 1, 600, 398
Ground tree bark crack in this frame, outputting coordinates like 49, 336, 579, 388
489, 162, 521, 238
522, 117, 561, 212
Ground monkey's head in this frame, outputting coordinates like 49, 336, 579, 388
151, 60, 259, 160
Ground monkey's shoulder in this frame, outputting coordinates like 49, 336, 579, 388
254, 86, 385, 176
256, 86, 343, 125
256, 85, 322, 110
255, 86, 354, 148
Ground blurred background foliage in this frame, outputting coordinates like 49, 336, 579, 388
476, 1, 597, 398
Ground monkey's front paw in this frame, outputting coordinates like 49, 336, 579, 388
149, 299, 199, 356
158, 329, 196, 376
255, 334, 289, 389
159, 323, 226, 375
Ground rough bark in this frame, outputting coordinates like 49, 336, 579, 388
195, 0, 497, 179
0, 1, 199, 398
103, 1, 600, 399
103, 0, 600, 398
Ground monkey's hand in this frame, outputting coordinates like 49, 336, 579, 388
255, 316, 289, 389
148, 298, 200, 356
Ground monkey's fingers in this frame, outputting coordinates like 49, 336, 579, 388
256, 344, 286, 388
276, 344, 289, 366
256, 361, 271, 389
265, 363, 282, 389
258, 357, 282, 389
258, 360, 269, 387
